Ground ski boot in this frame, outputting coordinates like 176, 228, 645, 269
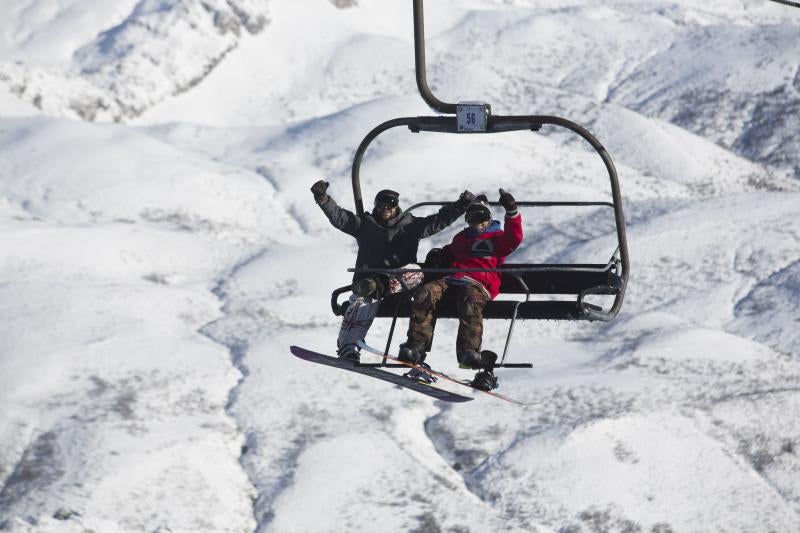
398, 342, 425, 364
457, 349, 483, 369
404, 362, 437, 384
459, 349, 498, 369
470, 369, 498, 391
460, 349, 498, 390
337, 345, 360, 363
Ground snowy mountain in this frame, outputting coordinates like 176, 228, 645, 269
1, 0, 799, 531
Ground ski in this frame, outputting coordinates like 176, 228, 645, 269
290, 346, 473, 403
357, 341, 531, 405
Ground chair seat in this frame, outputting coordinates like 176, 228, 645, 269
332, 262, 620, 321
374, 291, 602, 321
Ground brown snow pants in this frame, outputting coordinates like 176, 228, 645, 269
406, 278, 489, 355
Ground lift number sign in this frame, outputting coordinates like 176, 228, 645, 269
457, 102, 489, 132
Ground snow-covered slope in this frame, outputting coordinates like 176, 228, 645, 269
0, 116, 298, 530
1, 0, 799, 531
0, 0, 270, 121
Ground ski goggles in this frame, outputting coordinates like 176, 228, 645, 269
465, 207, 491, 224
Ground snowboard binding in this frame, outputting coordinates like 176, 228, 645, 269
470, 369, 498, 391
469, 350, 499, 391
403, 362, 438, 385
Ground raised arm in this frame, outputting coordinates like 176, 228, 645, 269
311, 180, 362, 237
416, 190, 475, 239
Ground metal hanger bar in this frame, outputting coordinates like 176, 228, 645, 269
406, 201, 615, 210
348, 266, 613, 274
413, 0, 457, 114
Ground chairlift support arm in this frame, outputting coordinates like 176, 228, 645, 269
413, 0, 457, 114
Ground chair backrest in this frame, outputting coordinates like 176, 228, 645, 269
498, 263, 620, 295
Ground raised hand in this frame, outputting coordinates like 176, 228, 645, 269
458, 190, 476, 207
499, 188, 517, 215
311, 180, 329, 204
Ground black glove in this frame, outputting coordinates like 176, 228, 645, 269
353, 275, 389, 299
352, 276, 378, 298
457, 190, 475, 208
475, 194, 488, 204
311, 180, 329, 204
499, 188, 517, 216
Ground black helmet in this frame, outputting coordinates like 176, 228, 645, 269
465, 199, 491, 224
374, 189, 400, 209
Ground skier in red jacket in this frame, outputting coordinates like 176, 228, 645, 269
398, 189, 523, 390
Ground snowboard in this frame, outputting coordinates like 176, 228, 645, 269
290, 345, 473, 403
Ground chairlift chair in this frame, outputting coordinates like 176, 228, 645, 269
330, 0, 630, 366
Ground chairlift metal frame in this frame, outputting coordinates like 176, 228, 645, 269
330, 0, 630, 366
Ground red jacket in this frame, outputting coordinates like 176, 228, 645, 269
446, 214, 523, 299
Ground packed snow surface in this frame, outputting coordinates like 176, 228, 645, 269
1, 0, 799, 531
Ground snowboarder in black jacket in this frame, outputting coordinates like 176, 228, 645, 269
311, 180, 474, 361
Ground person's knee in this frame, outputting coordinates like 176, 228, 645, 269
411, 285, 434, 310
459, 292, 485, 318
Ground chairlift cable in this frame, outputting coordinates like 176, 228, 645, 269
769, 0, 800, 7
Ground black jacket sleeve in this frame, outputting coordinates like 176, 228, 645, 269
415, 200, 466, 239
318, 195, 362, 237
